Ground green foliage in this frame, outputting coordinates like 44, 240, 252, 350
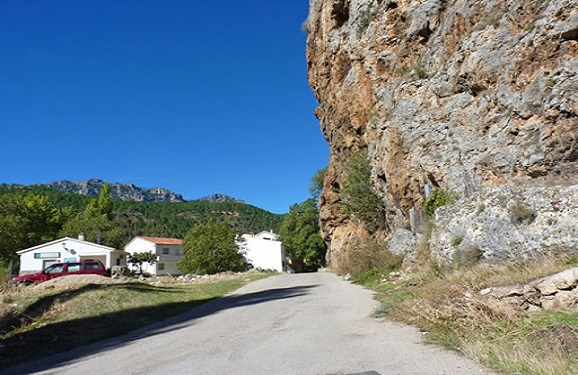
0, 193, 68, 262
179, 219, 247, 275
341, 150, 386, 233
279, 198, 326, 269
422, 189, 456, 217
451, 236, 463, 246
414, 65, 428, 79
128, 252, 158, 274
60, 183, 124, 248
0, 184, 283, 247
309, 167, 327, 202
395, 65, 411, 77
353, 268, 383, 285
86, 182, 114, 221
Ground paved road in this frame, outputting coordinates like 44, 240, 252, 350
3, 272, 498, 375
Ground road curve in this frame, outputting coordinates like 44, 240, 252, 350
3, 272, 499, 375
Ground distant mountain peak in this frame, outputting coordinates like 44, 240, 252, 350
195, 193, 245, 204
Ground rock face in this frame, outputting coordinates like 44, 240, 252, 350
194, 193, 246, 204
306, 0, 578, 271
45, 179, 186, 202
483, 267, 578, 310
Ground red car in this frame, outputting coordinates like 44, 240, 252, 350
12, 260, 107, 285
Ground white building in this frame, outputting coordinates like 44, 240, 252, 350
124, 236, 184, 276
16, 236, 127, 275
240, 231, 286, 272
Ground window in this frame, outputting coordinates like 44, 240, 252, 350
158, 263, 165, 270
85, 262, 102, 270
67, 263, 82, 273
162, 248, 170, 255
45, 265, 64, 274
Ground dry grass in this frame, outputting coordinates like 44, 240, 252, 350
367, 256, 578, 375
341, 239, 403, 280
0, 272, 272, 369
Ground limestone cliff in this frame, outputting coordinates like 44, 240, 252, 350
306, 0, 578, 271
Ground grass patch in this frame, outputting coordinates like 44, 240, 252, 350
357, 255, 578, 375
0, 273, 271, 369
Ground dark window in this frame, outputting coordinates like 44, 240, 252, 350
85, 262, 102, 270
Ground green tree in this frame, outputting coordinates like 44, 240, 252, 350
341, 150, 386, 233
279, 198, 326, 269
86, 182, 114, 220
128, 252, 158, 275
309, 167, 327, 202
60, 183, 124, 248
0, 193, 67, 262
179, 219, 247, 275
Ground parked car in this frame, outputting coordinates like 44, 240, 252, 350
12, 260, 107, 285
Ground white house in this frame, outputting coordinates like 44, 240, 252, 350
16, 236, 127, 275
124, 236, 183, 276
240, 231, 286, 272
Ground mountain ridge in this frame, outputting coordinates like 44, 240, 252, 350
39, 179, 244, 204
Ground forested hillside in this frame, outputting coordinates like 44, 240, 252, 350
0, 184, 283, 243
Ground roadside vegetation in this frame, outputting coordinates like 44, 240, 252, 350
352, 253, 578, 375
332, 151, 578, 374
278, 168, 328, 271
0, 272, 271, 369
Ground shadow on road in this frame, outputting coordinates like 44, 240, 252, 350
1, 284, 318, 374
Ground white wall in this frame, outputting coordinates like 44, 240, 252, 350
241, 234, 285, 272
124, 238, 183, 276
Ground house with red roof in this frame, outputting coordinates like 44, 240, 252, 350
124, 236, 184, 276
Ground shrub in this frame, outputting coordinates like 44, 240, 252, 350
341, 150, 387, 233
509, 201, 536, 225
451, 236, 464, 246
414, 65, 428, 79
423, 189, 456, 217
452, 245, 483, 268
343, 240, 403, 278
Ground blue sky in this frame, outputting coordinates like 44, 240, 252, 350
0, 1, 328, 214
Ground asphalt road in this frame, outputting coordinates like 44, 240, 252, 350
3, 272, 499, 375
